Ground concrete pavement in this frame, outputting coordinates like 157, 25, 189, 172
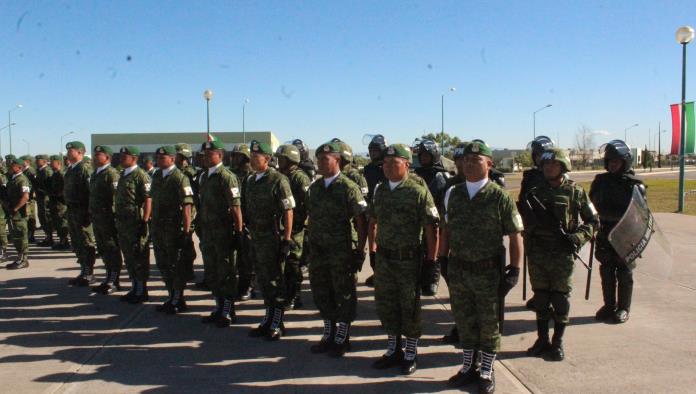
1, 212, 695, 393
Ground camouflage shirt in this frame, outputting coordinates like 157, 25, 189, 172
7, 173, 31, 216
64, 161, 92, 207
198, 163, 241, 225
370, 176, 439, 250
151, 166, 194, 222
115, 166, 151, 221
49, 169, 66, 202
22, 166, 37, 200
444, 180, 523, 261
343, 166, 369, 198
244, 167, 294, 235
89, 165, 119, 215
287, 167, 310, 234
35, 165, 54, 198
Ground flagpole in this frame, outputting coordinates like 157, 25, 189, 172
678, 42, 688, 212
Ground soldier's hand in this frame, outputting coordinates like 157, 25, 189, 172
351, 250, 366, 273
137, 221, 148, 238
369, 251, 376, 268
280, 238, 295, 257
501, 265, 520, 296
232, 231, 244, 250
439, 256, 449, 282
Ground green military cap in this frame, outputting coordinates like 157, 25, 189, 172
231, 143, 250, 158
249, 140, 272, 155
119, 146, 140, 156
143, 155, 154, 162
383, 143, 412, 163
35, 154, 50, 161
156, 145, 177, 156
93, 145, 113, 156
275, 144, 301, 164
20, 155, 34, 162
10, 158, 25, 167
315, 141, 342, 158
463, 140, 493, 158
5, 154, 16, 161
175, 143, 192, 158
83, 155, 91, 162
65, 141, 86, 151
201, 139, 225, 151
49, 154, 62, 161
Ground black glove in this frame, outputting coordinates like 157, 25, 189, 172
500, 265, 520, 296
439, 256, 449, 283
351, 250, 366, 273
420, 258, 436, 285
280, 238, 295, 257
232, 231, 245, 250
137, 221, 148, 238
369, 251, 376, 269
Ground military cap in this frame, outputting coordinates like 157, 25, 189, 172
65, 141, 86, 151
5, 154, 16, 161
49, 154, 63, 161
275, 144, 301, 164
20, 155, 34, 162
540, 147, 572, 172
231, 143, 250, 158
463, 140, 493, 158
315, 141, 342, 158
156, 145, 177, 156
119, 146, 140, 156
201, 140, 225, 151
336, 141, 354, 162
35, 154, 50, 161
249, 140, 273, 155
383, 143, 412, 163
10, 158, 25, 167
175, 143, 193, 158
93, 145, 113, 156
143, 155, 154, 162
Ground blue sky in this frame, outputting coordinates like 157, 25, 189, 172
2, 0, 695, 156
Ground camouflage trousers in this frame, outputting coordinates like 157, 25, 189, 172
201, 221, 238, 300
92, 214, 123, 275
374, 253, 422, 338
116, 217, 150, 281
66, 206, 96, 271
36, 194, 51, 237
250, 232, 285, 308
236, 230, 254, 291
49, 199, 69, 242
181, 218, 196, 280
448, 258, 501, 353
285, 229, 305, 301
27, 200, 36, 233
9, 214, 28, 261
0, 214, 8, 249
309, 245, 356, 323
528, 246, 574, 323
153, 219, 187, 292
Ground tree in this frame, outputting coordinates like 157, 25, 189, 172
574, 125, 595, 170
421, 132, 463, 159
514, 150, 533, 168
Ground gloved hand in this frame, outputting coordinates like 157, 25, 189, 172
351, 250, 366, 273
439, 256, 449, 283
280, 238, 295, 257
500, 265, 520, 296
369, 251, 376, 268
232, 231, 245, 250
179, 231, 192, 246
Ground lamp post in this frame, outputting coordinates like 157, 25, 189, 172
243, 98, 250, 144
203, 89, 213, 138
60, 131, 75, 156
676, 25, 694, 212
533, 104, 552, 139
0, 122, 16, 157
440, 87, 456, 153
8, 104, 22, 154
21, 139, 30, 155
623, 123, 638, 143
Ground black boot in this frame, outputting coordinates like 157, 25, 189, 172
216, 299, 236, 327
53, 239, 71, 250
120, 280, 137, 302
201, 297, 223, 323
527, 319, 551, 357
6, 254, 29, 270
249, 308, 272, 337
447, 349, 478, 387
310, 320, 335, 353
266, 307, 285, 341
400, 337, 418, 375
595, 305, 615, 321
156, 289, 174, 312
443, 326, 459, 344
328, 322, 351, 357
478, 351, 496, 393
615, 266, 633, 324
166, 290, 188, 314
549, 322, 566, 361
373, 335, 404, 369
91, 270, 112, 294
236, 286, 253, 301
127, 280, 149, 304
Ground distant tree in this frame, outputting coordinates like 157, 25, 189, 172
514, 150, 533, 168
575, 125, 595, 170
421, 132, 464, 159
353, 155, 369, 168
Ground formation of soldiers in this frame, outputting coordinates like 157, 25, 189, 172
0, 135, 644, 393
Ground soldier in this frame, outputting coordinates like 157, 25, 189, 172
229, 143, 255, 301
142, 155, 157, 178
275, 144, 310, 310
64, 141, 97, 286
34, 154, 54, 246
368, 143, 439, 375
20, 155, 38, 243
115, 146, 152, 304
362, 134, 387, 288
4, 159, 32, 269
439, 141, 523, 393
193, 149, 211, 291
306, 141, 368, 357
48, 155, 71, 250
245, 140, 295, 340
590, 140, 644, 324
291, 139, 316, 179
174, 143, 198, 282
151, 146, 194, 314
0, 169, 8, 260
197, 140, 243, 326
520, 148, 596, 362
89, 146, 123, 294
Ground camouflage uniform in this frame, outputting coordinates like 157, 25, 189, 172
175, 143, 198, 282
230, 144, 254, 299
89, 150, 123, 293
6, 168, 32, 265
48, 157, 70, 248
0, 173, 9, 256
34, 157, 54, 244
21, 158, 38, 242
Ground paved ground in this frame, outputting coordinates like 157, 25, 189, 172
1, 212, 695, 393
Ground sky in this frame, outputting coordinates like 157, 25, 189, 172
2, 0, 696, 156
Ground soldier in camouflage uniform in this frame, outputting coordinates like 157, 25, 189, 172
20, 155, 38, 243
193, 149, 211, 291
198, 140, 244, 327
306, 141, 368, 357
151, 146, 194, 314
143, 155, 157, 178
0, 170, 9, 260
440, 141, 524, 393
275, 144, 310, 310
368, 144, 439, 375
245, 140, 295, 340
229, 143, 255, 301
64, 141, 97, 286
175, 143, 198, 282
115, 146, 152, 304
89, 146, 123, 294
48, 155, 71, 250
4, 159, 32, 269
291, 139, 316, 179
590, 140, 644, 324
363, 135, 387, 287
34, 155, 54, 246
520, 148, 597, 362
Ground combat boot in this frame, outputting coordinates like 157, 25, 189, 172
442, 326, 459, 344
401, 337, 418, 375
165, 290, 188, 315
236, 286, 253, 301
595, 305, 616, 321
328, 322, 351, 357
527, 319, 551, 357
201, 297, 223, 323
120, 280, 137, 302
249, 308, 271, 337
91, 270, 113, 294
365, 274, 375, 287
549, 322, 566, 361
478, 373, 495, 394
614, 309, 629, 324
127, 280, 149, 304
0, 248, 7, 261
478, 351, 496, 393
156, 289, 174, 312
447, 349, 478, 387
310, 320, 335, 353
266, 308, 285, 341
372, 335, 404, 369
216, 299, 236, 327
6, 255, 29, 270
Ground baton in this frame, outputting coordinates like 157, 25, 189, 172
585, 235, 596, 300
522, 254, 528, 301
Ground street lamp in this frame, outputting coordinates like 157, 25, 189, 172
441, 87, 456, 153
60, 131, 75, 156
243, 98, 250, 144
21, 138, 30, 155
0, 122, 16, 157
623, 123, 639, 143
203, 89, 213, 137
8, 104, 22, 154
533, 104, 552, 139
676, 25, 694, 212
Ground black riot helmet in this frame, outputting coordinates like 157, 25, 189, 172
417, 139, 441, 164
291, 139, 310, 162
526, 135, 555, 166
368, 134, 387, 152
599, 139, 633, 172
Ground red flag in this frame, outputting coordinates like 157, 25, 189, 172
671, 104, 681, 155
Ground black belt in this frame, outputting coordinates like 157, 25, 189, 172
378, 247, 420, 261
453, 256, 499, 271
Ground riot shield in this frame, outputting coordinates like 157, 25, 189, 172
608, 186, 673, 279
